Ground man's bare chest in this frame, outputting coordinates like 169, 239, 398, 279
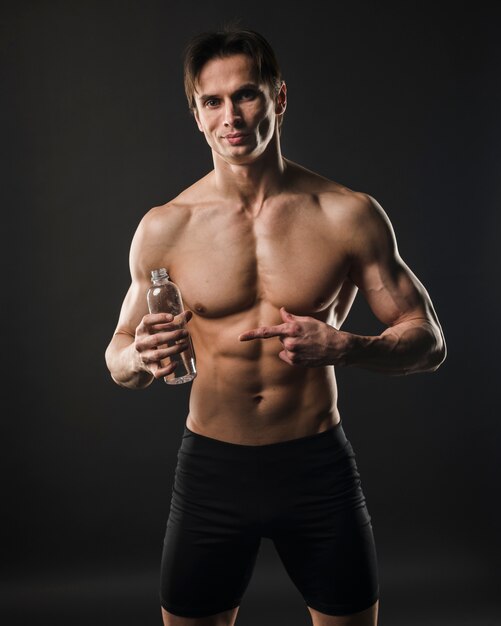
167, 205, 351, 318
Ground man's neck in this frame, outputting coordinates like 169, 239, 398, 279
212, 136, 287, 211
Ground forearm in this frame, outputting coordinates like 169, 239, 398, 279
105, 333, 154, 389
341, 319, 446, 375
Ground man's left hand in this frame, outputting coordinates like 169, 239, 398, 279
238, 307, 352, 367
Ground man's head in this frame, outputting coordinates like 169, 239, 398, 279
183, 27, 285, 131
182, 27, 287, 166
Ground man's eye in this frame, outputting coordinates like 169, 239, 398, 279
237, 90, 256, 100
204, 99, 220, 108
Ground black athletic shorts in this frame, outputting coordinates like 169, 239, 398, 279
160, 420, 379, 618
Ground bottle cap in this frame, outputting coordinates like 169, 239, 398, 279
151, 268, 169, 281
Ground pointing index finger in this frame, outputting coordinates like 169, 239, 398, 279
238, 323, 288, 342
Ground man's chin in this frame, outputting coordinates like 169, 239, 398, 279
217, 145, 265, 166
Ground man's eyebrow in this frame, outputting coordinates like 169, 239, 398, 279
197, 83, 261, 101
234, 82, 260, 92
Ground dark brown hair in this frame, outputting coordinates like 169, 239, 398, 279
183, 26, 284, 116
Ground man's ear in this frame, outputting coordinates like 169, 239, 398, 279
193, 107, 204, 133
275, 81, 287, 115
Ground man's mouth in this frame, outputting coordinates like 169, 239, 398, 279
224, 132, 250, 145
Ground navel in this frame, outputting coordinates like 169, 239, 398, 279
253, 394, 264, 404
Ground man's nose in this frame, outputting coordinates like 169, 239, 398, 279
223, 99, 241, 127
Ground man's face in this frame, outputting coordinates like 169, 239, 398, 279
193, 53, 285, 165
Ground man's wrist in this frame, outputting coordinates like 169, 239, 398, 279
337, 331, 379, 368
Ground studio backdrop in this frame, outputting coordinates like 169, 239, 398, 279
2, 2, 500, 625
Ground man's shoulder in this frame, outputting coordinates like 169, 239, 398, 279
289, 163, 394, 244
286, 159, 372, 212
141, 172, 214, 227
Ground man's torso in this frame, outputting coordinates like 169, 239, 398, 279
149, 162, 361, 443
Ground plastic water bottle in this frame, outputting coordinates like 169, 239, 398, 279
147, 268, 197, 384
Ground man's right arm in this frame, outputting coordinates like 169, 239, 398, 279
104, 204, 191, 389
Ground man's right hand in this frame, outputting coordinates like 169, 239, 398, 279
134, 310, 193, 379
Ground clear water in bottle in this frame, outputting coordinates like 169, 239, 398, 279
147, 268, 197, 384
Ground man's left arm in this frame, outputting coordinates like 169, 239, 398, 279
334, 193, 447, 374
239, 193, 446, 375
340, 193, 446, 374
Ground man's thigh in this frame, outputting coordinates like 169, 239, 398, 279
273, 504, 379, 616
160, 512, 261, 618
268, 430, 379, 616
159, 428, 262, 618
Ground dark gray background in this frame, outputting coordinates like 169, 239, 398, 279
2, 1, 500, 625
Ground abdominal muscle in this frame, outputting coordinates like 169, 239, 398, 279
185, 313, 341, 445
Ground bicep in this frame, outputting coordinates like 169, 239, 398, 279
347, 195, 433, 327
112, 207, 176, 337
112, 280, 150, 338
351, 255, 433, 328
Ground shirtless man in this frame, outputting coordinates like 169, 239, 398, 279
105, 27, 446, 626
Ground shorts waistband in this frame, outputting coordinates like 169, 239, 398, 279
181, 420, 348, 461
